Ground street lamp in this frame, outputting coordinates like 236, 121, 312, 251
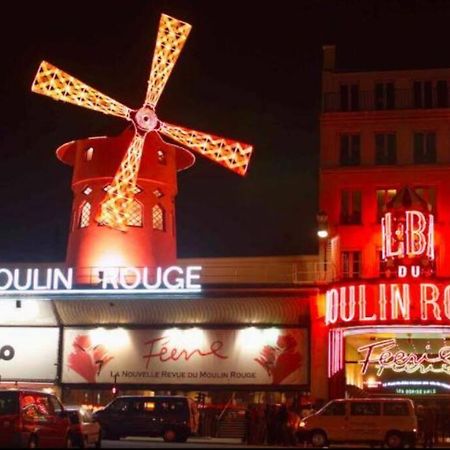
316, 210, 329, 239
316, 211, 329, 280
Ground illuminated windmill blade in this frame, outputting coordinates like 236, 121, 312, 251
145, 14, 192, 109
32, 61, 132, 120
96, 133, 146, 231
159, 122, 253, 176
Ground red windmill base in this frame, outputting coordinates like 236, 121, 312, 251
58, 128, 195, 283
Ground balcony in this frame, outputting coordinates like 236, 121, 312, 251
323, 88, 450, 113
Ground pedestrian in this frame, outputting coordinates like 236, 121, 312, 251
422, 405, 437, 448
266, 404, 278, 445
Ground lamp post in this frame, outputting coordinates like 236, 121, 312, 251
316, 211, 329, 280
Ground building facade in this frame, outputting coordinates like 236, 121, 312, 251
317, 45, 450, 404
3, 44, 450, 437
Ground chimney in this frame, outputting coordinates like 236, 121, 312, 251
322, 45, 336, 71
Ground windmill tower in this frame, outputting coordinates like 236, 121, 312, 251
31, 14, 253, 283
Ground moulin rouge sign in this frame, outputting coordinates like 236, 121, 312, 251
0, 266, 202, 295
326, 207, 443, 326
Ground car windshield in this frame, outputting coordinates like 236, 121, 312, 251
0, 392, 18, 415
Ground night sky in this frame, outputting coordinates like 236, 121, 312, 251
1, 0, 450, 262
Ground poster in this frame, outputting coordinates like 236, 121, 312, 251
62, 327, 308, 385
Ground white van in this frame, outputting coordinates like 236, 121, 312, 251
299, 398, 417, 448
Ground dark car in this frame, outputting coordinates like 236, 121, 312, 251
93, 396, 199, 443
0, 389, 72, 448
67, 408, 102, 448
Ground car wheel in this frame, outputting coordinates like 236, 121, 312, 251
385, 431, 404, 449
28, 436, 38, 449
163, 429, 177, 442
103, 428, 120, 441
310, 430, 328, 448
175, 433, 188, 443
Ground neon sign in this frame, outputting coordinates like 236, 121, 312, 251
381, 209, 434, 278
358, 338, 450, 376
326, 283, 450, 326
0, 266, 202, 294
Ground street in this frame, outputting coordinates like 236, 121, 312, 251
102, 438, 266, 448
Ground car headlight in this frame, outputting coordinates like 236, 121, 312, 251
299, 421, 306, 428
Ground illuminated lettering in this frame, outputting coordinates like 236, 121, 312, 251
383, 213, 404, 258
391, 284, 410, 320
0, 269, 13, 290
359, 285, 375, 321
421, 283, 442, 321
0, 266, 202, 293
326, 289, 339, 324
444, 286, 450, 320
398, 266, 407, 278
358, 338, 450, 376
340, 286, 355, 322
406, 211, 427, 256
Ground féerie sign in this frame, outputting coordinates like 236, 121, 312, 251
0, 266, 202, 294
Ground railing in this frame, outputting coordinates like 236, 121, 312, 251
4, 261, 337, 287
77, 262, 338, 286
323, 88, 450, 112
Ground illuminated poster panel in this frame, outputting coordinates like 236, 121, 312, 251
62, 327, 308, 386
0, 327, 59, 381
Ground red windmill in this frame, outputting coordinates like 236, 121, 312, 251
31, 14, 253, 281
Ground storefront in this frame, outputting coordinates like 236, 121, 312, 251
0, 265, 315, 417
321, 193, 450, 405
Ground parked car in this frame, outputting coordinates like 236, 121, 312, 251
93, 395, 199, 443
0, 389, 72, 448
298, 397, 417, 448
66, 408, 102, 448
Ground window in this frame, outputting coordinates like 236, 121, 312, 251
0, 392, 18, 414
157, 149, 166, 164
79, 202, 91, 228
375, 134, 396, 165
375, 82, 395, 110
22, 394, 52, 421
82, 186, 93, 196
342, 251, 361, 279
414, 132, 436, 164
340, 134, 360, 166
376, 189, 397, 221
85, 147, 94, 162
383, 402, 409, 416
415, 186, 436, 214
126, 200, 143, 227
152, 204, 165, 231
49, 397, 63, 415
340, 190, 361, 224
108, 399, 130, 413
350, 402, 381, 416
340, 84, 359, 111
321, 401, 346, 416
414, 81, 433, 108
159, 400, 188, 413
437, 80, 448, 108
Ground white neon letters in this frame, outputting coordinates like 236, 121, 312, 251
325, 282, 450, 325
382, 210, 434, 260
0, 266, 202, 293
